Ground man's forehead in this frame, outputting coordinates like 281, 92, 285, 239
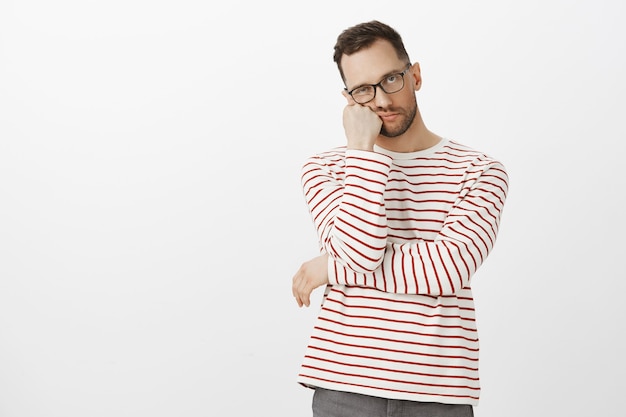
341, 40, 406, 86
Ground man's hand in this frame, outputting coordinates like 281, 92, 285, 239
342, 92, 382, 151
292, 253, 330, 307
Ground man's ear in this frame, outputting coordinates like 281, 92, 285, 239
410, 62, 422, 91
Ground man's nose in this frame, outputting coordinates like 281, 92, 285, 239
372, 86, 392, 108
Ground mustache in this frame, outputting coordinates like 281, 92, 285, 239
375, 107, 402, 115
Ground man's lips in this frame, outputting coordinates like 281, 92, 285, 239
379, 113, 399, 122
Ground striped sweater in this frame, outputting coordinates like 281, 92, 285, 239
297, 138, 509, 405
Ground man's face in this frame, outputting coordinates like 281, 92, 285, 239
341, 39, 419, 138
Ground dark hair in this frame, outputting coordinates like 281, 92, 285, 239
333, 20, 411, 82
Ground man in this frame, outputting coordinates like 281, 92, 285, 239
292, 21, 508, 417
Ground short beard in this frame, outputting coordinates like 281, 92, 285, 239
380, 99, 418, 138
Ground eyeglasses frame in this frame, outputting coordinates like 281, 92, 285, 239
345, 64, 412, 104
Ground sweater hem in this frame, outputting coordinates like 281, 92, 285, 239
296, 376, 479, 406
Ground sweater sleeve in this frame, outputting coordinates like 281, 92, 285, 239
328, 161, 509, 296
301, 149, 392, 273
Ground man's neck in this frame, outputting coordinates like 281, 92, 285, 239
376, 119, 441, 153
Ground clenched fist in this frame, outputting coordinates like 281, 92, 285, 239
342, 101, 382, 151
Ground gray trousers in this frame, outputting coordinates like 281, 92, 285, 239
312, 387, 474, 417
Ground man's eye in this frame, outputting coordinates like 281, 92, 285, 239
386, 74, 399, 83
353, 86, 372, 95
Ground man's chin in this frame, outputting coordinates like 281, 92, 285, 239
380, 127, 404, 138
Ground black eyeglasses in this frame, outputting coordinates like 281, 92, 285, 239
345, 64, 411, 104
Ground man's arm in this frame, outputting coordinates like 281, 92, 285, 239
292, 101, 386, 307
301, 149, 393, 273
303, 148, 508, 297
327, 162, 509, 296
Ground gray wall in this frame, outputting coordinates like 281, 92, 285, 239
1, 1, 624, 416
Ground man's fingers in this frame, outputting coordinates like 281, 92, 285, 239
292, 269, 311, 308
292, 255, 328, 308
294, 288, 310, 308
296, 282, 311, 307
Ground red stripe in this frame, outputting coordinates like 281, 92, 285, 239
319, 308, 478, 335
308, 344, 478, 368
310, 332, 478, 361
330, 287, 475, 315
304, 354, 479, 380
